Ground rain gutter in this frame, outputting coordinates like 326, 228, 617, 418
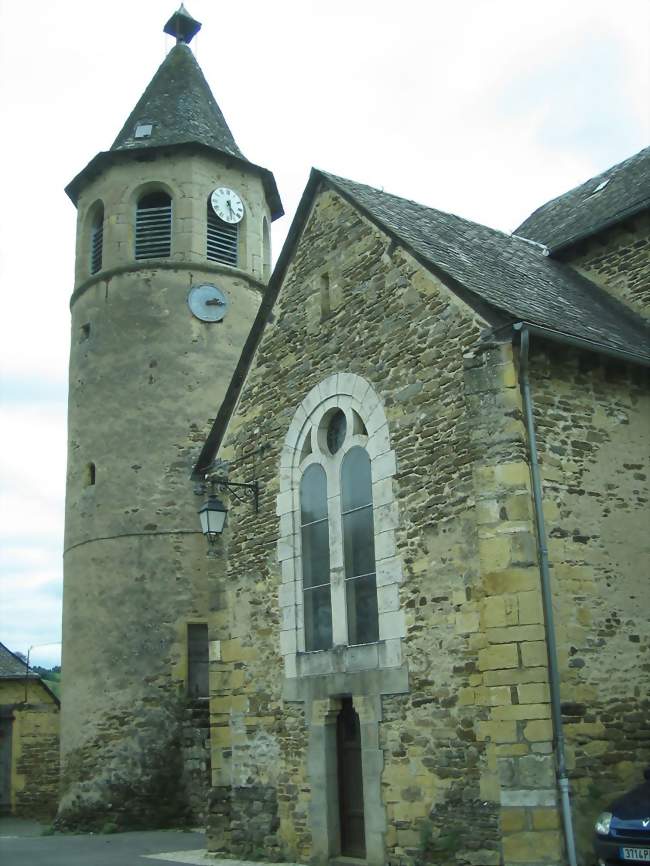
514, 324, 578, 866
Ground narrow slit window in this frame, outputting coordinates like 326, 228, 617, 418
90, 206, 104, 275
341, 447, 378, 645
320, 273, 331, 320
187, 623, 209, 698
300, 464, 332, 651
85, 462, 96, 487
135, 191, 172, 260
207, 200, 238, 266
262, 217, 271, 279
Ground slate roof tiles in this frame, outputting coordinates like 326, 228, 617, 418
321, 171, 650, 362
111, 43, 244, 159
515, 146, 650, 253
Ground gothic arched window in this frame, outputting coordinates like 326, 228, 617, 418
278, 373, 405, 679
135, 191, 172, 260
298, 408, 378, 651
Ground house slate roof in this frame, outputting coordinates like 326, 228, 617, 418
191, 165, 650, 478
0, 641, 35, 678
515, 146, 650, 253
111, 43, 243, 158
65, 44, 283, 219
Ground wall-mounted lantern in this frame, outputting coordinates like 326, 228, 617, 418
196, 461, 259, 545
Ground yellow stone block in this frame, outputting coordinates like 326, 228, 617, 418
487, 624, 545, 644
502, 830, 563, 862
480, 536, 513, 572
517, 683, 550, 704
532, 808, 560, 830
492, 703, 550, 721
478, 642, 519, 671
496, 743, 530, 757
488, 686, 512, 706
523, 719, 553, 743
484, 568, 538, 595
459, 687, 476, 706
520, 641, 548, 668
211, 725, 231, 746
220, 638, 258, 662
482, 595, 507, 628
501, 808, 526, 832
483, 667, 547, 687
211, 695, 249, 713
517, 591, 544, 625
480, 771, 500, 802
494, 463, 531, 489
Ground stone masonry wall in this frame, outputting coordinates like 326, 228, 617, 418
530, 344, 650, 858
566, 211, 650, 316
2, 680, 60, 819
207, 187, 562, 865
181, 699, 212, 825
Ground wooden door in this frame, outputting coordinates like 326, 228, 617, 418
337, 698, 366, 858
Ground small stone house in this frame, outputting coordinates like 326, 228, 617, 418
0, 642, 60, 819
193, 151, 650, 865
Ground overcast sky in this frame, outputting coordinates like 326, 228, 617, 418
0, 0, 648, 668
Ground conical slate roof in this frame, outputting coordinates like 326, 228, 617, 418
111, 43, 245, 159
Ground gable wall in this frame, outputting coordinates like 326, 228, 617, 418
207, 188, 514, 864
565, 211, 650, 316
530, 345, 650, 853
0, 679, 60, 819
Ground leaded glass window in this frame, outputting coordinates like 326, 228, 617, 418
341, 447, 378, 645
300, 464, 332, 651
298, 409, 379, 651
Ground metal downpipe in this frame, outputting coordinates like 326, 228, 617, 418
516, 325, 578, 866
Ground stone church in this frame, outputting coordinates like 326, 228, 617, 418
60, 7, 649, 866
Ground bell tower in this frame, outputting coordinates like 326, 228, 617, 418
59, 6, 282, 828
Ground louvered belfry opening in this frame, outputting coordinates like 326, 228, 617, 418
207, 200, 238, 266
90, 206, 104, 275
135, 191, 172, 260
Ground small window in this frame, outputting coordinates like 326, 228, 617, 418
262, 217, 271, 279
326, 410, 347, 455
207, 199, 238, 266
85, 462, 96, 487
187, 624, 209, 698
320, 273, 331, 320
135, 191, 172, 260
80, 323, 91, 342
90, 205, 104, 275
134, 123, 153, 139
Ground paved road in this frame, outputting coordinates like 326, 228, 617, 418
0, 823, 210, 866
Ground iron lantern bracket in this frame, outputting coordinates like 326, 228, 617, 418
213, 479, 259, 513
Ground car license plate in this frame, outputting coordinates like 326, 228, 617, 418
621, 849, 650, 862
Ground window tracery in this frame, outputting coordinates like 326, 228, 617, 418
278, 373, 405, 679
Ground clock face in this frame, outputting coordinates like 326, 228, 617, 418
187, 283, 229, 322
210, 187, 244, 224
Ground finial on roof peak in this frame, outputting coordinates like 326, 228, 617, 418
163, 4, 201, 45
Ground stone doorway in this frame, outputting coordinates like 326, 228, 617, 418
337, 698, 365, 858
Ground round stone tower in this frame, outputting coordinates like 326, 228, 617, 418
59, 6, 282, 828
